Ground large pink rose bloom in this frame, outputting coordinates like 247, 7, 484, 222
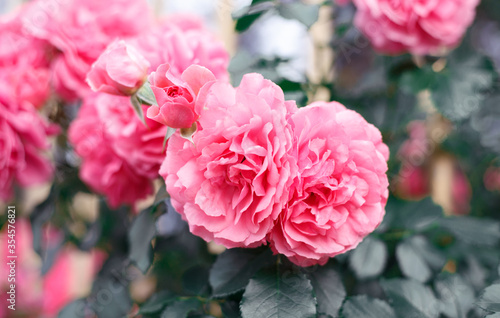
23, 0, 151, 101
0, 95, 57, 202
269, 102, 389, 267
131, 15, 229, 82
69, 93, 167, 208
0, 5, 51, 109
161, 74, 297, 248
352, 0, 480, 55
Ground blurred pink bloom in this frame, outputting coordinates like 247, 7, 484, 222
131, 15, 230, 82
335, 0, 351, 6
451, 166, 471, 216
23, 0, 152, 101
0, 5, 51, 109
269, 101, 390, 266
484, 166, 500, 192
161, 74, 297, 248
87, 40, 150, 96
147, 63, 216, 128
0, 94, 58, 202
0, 220, 105, 317
352, 0, 480, 55
69, 93, 167, 208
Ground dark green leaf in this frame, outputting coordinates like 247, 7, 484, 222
341, 295, 396, 318
438, 217, 500, 246
435, 274, 474, 318
396, 236, 445, 283
277, 3, 320, 28
477, 284, 500, 313
348, 236, 388, 279
138, 291, 175, 314
430, 52, 494, 121
209, 247, 274, 297
309, 264, 345, 317
128, 210, 156, 273
161, 298, 201, 318
220, 300, 241, 318
137, 81, 158, 106
58, 299, 93, 318
240, 266, 316, 318
235, 12, 264, 32
381, 278, 439, 318
182, 265, 210, 296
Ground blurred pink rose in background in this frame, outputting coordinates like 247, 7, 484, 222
352, 0, 480, 55
0, 220, 104, 317
23, 0, 152, 101
269, 101, 390, 266
161, 74, 297, 248
87, 40, 150, 96
0, 94, 58, 202
0, 5, 51, 110
131, 15, 230, 82
147, 63, 216, 128
69, 93, 167, 208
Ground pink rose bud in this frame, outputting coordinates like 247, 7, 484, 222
86, 40, 150, 96
146, 63, 216, 129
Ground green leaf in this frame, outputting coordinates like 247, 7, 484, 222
136, 81, 158, 106
277, 3, 320, 28
381, 278, 439, 318
161, 298, 201, 318
209, 247, 274, 297
163, 127, 177, 150
438, 217, 500, 246
396, 236, 445, 283
128, 209, 156, 273
240, 266, 316, 318
487, 314, 500, 318
130, 94, 147, 125
477, 284, 500, 313
435, 274, 474, 318
138, 291, 175, 314
182, 265, 211, 296
58, 299, 93, 318
341, 295, 396, 318
235, 12, 265, 32
430, 52, 494, 121
348, 236, 388, 279
308, 264, 345, 317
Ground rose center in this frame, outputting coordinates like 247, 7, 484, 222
166, 86, 181, 97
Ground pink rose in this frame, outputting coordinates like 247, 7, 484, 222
268, 101, 389, 267
23, 0, 152, 101
0, 5, 52, 109
130, 15, 230, 82
87, 40, 150, 96
352, 0, 480, 55
147, 63, 216, 128
160, 74, 297, 248
69, 93, 167, 208
0, 94, 57, 202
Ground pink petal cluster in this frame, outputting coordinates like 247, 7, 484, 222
69, 93, 167, 208
147, 64, 216, 128
0, 220, 104, 317
0, 94, 58, 202
352, 0, 480, 55
130, 15, 229, 82
23, 0, 152, 101
87, 40, 150, 96
161, 75, 390, 266
161, 74, 297, 248
0, 6, 51, 109
269, 102, 390, 266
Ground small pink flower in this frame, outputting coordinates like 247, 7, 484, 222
161, 74, 297, 248
87, 40, 150, 96
147, 63, 216, 128
268, 101, 389, 267
352, 0, 480, 55
69, 93, 167, 208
